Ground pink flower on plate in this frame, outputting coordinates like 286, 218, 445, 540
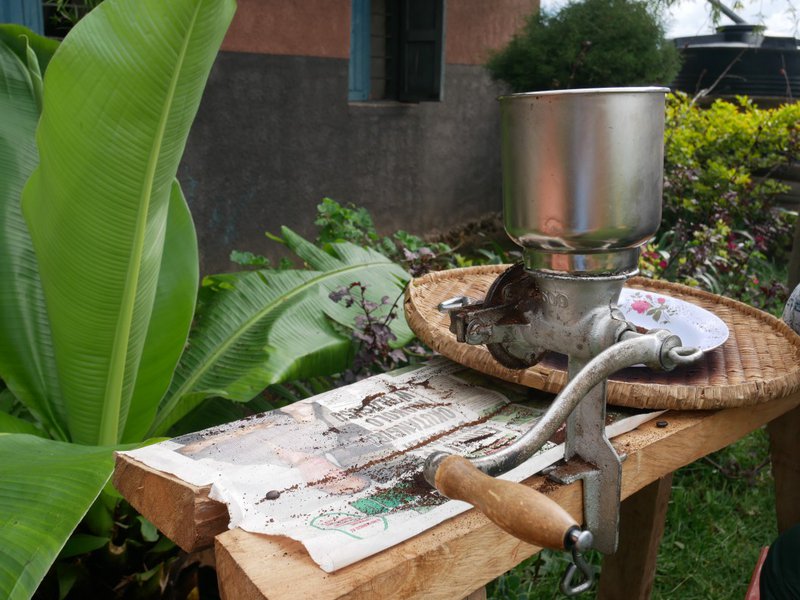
657, 297, 666, 304
631, 300, 651, 314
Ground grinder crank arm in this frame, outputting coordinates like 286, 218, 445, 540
431, 454, 589, 552
424, 331, 704, 547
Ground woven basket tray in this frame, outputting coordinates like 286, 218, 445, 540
404, 265, 800, 410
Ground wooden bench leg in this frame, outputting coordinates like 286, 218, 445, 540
596, 474, 673, 600
768, 404, 800, 534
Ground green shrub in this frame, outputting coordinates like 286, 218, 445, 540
311, 197, 502, 276
486, 0, 680, 92
640, 93, 799, 314
315, 197, 380, 249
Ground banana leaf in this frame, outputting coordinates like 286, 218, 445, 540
22, 0, 234, 446
0, 33, 67, 440
0, 24, 59, 75
148, 229, 411, 436
0, 411, 44, 436
0, 434, 115, 600
121, 181, 199, 443
282, 227, 415, 345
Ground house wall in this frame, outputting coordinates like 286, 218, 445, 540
219, 0, 351, 58
179, 0, 536, 274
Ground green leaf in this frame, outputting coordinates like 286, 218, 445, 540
149, 268, 352, 435
121, 181, 199, 443
57, 533, 110, 560
0, 388, 14, 412
0, 25, 59, 76
0, 36, 67, 440
21, 0, 235, 445
149, 230, 411, 436
264, 231, 285, 244
0, 410, 44, 436
82, 493, 115, 537
137, 516, 159, 543
0, 434, 115, 600
282, 228, 415, 346
55, 563, 80, 600
230, 249, 271, 267
146, 534, 176, 556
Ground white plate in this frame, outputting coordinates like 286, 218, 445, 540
617, 288, 729, 353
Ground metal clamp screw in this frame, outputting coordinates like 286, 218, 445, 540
465, 321, 492, 345
560, 528, 595, 596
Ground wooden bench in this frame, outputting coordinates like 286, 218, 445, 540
114, 392, 800, 599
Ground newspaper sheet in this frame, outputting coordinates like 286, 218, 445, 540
121, 358, 661, 572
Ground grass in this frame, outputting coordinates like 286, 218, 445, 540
488, 427, 777, 599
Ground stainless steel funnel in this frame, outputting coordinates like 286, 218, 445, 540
500, 87, 669, 275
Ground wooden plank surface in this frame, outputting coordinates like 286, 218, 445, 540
210, 392, 800, 600
113, 453, 228, 552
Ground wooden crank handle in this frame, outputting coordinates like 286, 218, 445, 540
434, 455, 578, 551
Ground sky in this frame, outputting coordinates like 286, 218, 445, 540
539, 0, 799, 38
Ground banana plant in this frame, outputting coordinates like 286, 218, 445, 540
0, 0, 235, 593
0, 1, 413, 596
149, 227, 412, 436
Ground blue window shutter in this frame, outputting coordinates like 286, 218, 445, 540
0, 0, 44, 35
348, 0, 371, 101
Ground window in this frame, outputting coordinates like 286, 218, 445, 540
348, 0, 445, 102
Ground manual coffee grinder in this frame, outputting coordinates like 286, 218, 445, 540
422, 88, 703, 595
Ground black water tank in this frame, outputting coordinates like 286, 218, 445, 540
671, 24, 799, 101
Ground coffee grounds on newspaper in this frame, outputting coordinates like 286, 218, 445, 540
408, 376, 456, 400
353, 384, 410, 415
256, 403, 517, 505
405, 402, 453, 410
278, 404, 513, 500
358, 456, 444, 512
459, 431, 495, 446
